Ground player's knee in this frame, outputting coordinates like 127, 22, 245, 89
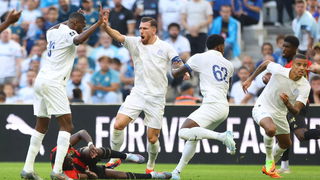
114, 121, 126, 130
148, 135, 158, 144
265, 127, 276, 137
279, 140, 292, 149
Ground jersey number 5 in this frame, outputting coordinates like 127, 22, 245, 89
212, 65, 228, 82
48, 41, 55, 57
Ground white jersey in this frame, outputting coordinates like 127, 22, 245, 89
36, 24, 78, 85
186, 50, 234, 104
255, 62, 311, 117
123, 36, 178, 97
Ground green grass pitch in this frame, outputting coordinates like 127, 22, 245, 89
0, 163, 319, 180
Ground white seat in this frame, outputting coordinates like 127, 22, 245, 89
244, 11, 264, 46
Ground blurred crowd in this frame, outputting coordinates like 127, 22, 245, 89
0, 0, 320, 105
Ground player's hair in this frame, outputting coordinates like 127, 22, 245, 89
293, 53, 307, 60
98, 56, 112, 63
284, 35, 299, 48
311, 75, 320, 82
206, 34, 224, 49
168, 23, 180, 31
141, 17, 157, 29
68, 12, 85, 22
261, 42, 273, 52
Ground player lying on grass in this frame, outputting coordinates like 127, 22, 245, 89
242, 54, 311, 178
50, 130, 171, 179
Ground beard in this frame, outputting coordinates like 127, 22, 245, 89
169, 34, 178, 40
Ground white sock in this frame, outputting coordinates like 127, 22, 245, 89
264, 135, 274, 161
273, 143, 286, 163
281, 160, 289, 169
174, 141, 198, 173
147, 140, 160, 170
23, 130, 45, 173
109, 129, 124, 162
179, 127, 225, 141
53, 131, 71, 174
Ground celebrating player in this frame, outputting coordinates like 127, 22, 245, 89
242, 54, 311, 178
0, 10, 21, 32
50, 129, 171, 179
101, 10, 188, 173
21, 7, 108, 180
170, 34, 236, 180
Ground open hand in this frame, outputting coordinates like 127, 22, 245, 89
279, 93, 289, 105
308, 63, 320, 74
183, 72, 191, 80
88, 144, 99, 158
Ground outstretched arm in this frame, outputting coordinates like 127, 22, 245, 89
73, 6, 106, 45
280, 93, 305, 115
101, 9, 125, 43
0, 10, 21, 32
242, 60, 272, 93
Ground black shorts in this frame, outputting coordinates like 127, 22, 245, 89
286, 103, 309, 131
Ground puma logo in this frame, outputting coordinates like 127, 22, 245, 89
5, 114, 45, 156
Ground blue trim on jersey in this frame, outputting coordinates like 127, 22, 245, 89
184, 64, 193, 73
171, 56, 182, 63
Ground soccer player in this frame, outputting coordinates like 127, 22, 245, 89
242, 54, 311, 178
0, 10, 21, 33
170, 34, 236, 180
21, 8, 107, 180
50, 129, 171, 179
101, 11, 189, 173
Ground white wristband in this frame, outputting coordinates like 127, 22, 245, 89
88, 142, 93, 147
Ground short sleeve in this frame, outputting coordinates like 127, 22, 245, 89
266, 62, 290, 77
185, 54, 200, 72
296, 82, 311, 105
206, 1, 213, 15
123, 36, 139, 51
166, 43, 179, 62
65, 29, 79, 46
180, 38, 191, 53
111, 71, 120, 84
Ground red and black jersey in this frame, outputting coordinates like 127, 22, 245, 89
50, 147, 87, 179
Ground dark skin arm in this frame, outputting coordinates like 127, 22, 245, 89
280, 93, 305, 115
171, 61, 191, 80
0, 10, 21, 32
69, 130, 98, 158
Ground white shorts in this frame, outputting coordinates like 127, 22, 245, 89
188, 103, 229, 129
118, 91, 165, 129
252, 105, 290, 135
33, 78, 71, 118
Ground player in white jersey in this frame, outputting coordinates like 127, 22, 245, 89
170, 34, 236, 180
21, 8, 107, 180
101, 10, 188, 175
242, 54, 311, 178
0, 10, 21, 33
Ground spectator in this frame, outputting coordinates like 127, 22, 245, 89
18, 0, 42, 25
58, 0, 79, 22
109, 0, 135, 47
66, 68, 92, 103
165, 23, 191, 62
181, 0, 213, 55
70, 88, 84, 103
111, 58, 122, 72
307, 0, 319, 21
89, 56, 121, 104
292, 0, 318, 55
309, 75, 320, 104
210, 0, 233, 18
0, 91, 5, 103
120, 60, 134, 101
82, 0, 100, 46
234, 0, 263, 26
76, 57, 93, 84
158, 0, 186, 39
39, 0, 58, 13
174, 82, 200, 105
3, 83, 18, 103
44, 7, 59, 31
26, 17, 46, 53
275, 0, 294, 26
255, 42, 275, 67
209, 5, 241, 59
229, 66, 254, 104
274, 34, 287, 65
89, 32, 130, 65
74, 44, 95, 71
132, 0, 159, 33
17, 69, 36, 103
0, 28, 22, 85
232, 54, 255, 83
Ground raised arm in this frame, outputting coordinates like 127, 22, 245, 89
101, 9, 125, 43
73, 6, 106, 45
280, 93, 305, 115
242, 60, 272, 93
0, 10, 21, 32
